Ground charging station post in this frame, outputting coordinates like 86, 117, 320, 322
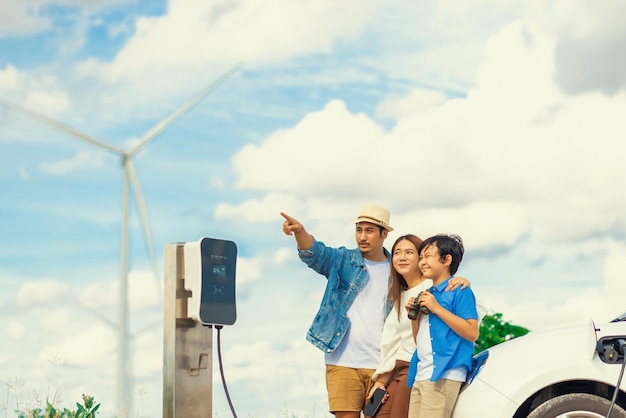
162, 238, 238, 418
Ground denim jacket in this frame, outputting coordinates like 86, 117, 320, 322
298, 238, 391, 353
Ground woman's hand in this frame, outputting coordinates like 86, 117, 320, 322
366, 380, 387, 401
405, 297, 416, 313
446, 276, 471, 291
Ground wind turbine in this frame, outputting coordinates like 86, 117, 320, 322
0, 64, 241, 413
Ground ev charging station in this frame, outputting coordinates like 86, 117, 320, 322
163, 237, 237, 418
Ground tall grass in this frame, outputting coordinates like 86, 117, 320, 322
2, 354, 147, 418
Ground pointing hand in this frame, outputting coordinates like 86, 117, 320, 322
280, 212, 303, 236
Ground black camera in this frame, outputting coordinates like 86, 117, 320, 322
408, 289, 431, 320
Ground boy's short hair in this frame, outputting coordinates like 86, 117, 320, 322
418, 234, 464, 275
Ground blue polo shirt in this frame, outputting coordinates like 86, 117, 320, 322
407, 277, 479, 384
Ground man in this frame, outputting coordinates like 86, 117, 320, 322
281, 203, 393, 418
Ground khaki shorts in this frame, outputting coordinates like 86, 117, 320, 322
326, 365, 375, 413
408, 379, 462, 418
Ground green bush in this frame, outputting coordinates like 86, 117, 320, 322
475, 312, 530, 353
16, 394, 100, 418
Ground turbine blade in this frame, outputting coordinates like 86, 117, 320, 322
132, 318, 162, 337
76, 297, 117, 329
0, 99, 126, 155
130, 63, 243, 156
125, 159, 162, 303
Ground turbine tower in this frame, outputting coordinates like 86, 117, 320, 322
1, 64, 241, 413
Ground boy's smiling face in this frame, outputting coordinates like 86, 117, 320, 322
419, 243, 451, 282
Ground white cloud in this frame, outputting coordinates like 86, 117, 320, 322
17, 163, 31, 179
104, 0, 385, 78
233, 100, 388, 194
220, 338, 326, 395
6, 320, 26, 341
273, 247, 293, 265
434, 0, 515, 16
16, 281, 69, 308
544, 0, 626, 40
0, 0, 52, 36
40, 151, 109, 175
127, 270, 162, 310
62, 0, 390, 114
215, 193, 304, 222
80, 269, 160, 312
36, 324, 116, 366
133, 330, 163, 378
376, 88, 447, 120
603, 240, 626, 295
389, 201, 529, 250
209, 175, 225, 189
229, 19, 626, 252
40, 309, 72, 334
79, 281, 114, 310
486, 282, 626, 334
236, 256, 263, 284
23, 82, 72, 117
0, 65, 23, 91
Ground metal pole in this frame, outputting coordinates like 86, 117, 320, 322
117, 160, 131, 415
163, 243, 213, 418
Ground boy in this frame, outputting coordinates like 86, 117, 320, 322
406, 234, 479, 418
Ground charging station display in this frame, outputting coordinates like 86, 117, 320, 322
200, 238, 237, 325
184, 237, 237, 326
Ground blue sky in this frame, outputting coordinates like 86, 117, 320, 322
2, 0, 626, 417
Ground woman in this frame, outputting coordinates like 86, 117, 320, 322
365, 234, 471, 418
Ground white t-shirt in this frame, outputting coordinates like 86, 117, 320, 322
415, 298, 467, 383
373, 279, 433, 380
325, 258, 389, 368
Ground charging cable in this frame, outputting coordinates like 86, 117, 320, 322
606, 339, 626, 418
215, 325, 238, 418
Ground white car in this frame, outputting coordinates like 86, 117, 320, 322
452, 312, 626, 418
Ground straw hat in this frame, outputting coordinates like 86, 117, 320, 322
351, 203, 393, 231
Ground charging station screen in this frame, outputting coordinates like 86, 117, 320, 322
199, 238, 237, 325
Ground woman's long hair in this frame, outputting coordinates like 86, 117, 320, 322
389, 234, 423, 319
